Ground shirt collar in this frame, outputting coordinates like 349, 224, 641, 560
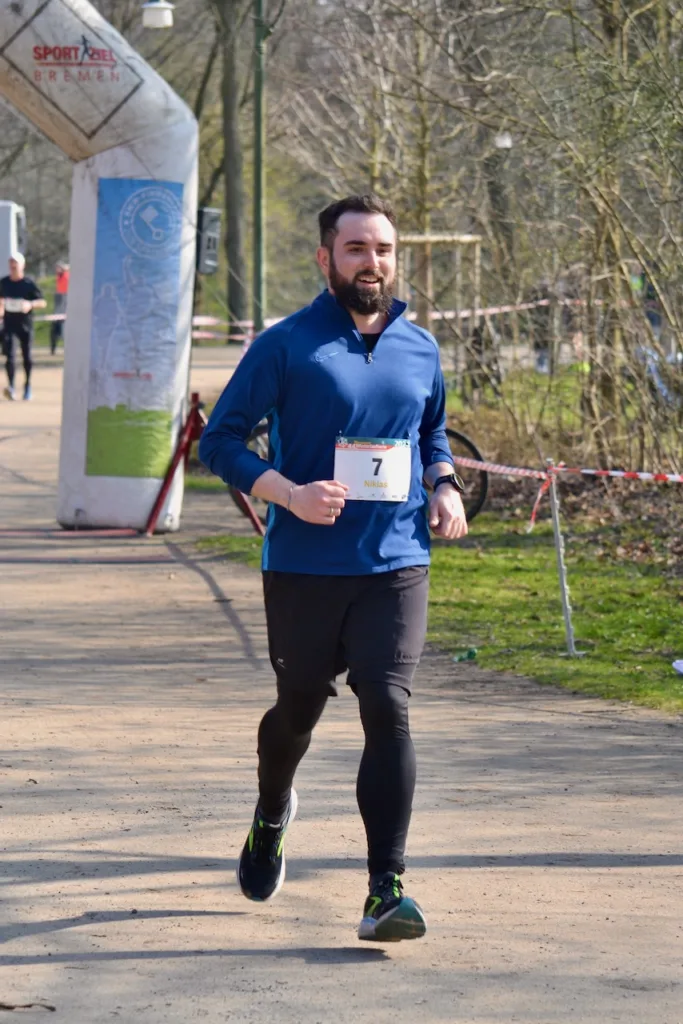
313, 288, 408, 330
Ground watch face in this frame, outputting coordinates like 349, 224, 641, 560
437, 473, 465, 494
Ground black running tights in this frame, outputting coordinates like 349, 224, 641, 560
4, 327, 32, 388
257, 681, 416, 877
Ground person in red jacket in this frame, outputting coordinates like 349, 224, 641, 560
50, 260, 70, 355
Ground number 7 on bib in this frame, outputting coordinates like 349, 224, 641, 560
333, 437, 411, 502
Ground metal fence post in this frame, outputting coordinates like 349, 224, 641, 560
546, 460, 583, 657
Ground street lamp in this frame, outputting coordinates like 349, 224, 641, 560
253, 0, 267, 335
141, 0, 268, 339
141, 0, 175, 29
486, 129, 515, 291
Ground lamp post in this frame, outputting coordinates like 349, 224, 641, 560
253, 0, 266, 335
143, 0, 269, 338
488, 131, 517, 348
491, 131, 514, 273
141, 0, 175, 28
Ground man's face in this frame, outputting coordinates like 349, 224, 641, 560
317, 212, 397, 316
8, 259, 23, 281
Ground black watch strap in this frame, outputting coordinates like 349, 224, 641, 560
433, 472, 466, 495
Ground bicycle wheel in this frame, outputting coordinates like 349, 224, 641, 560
445, 428, 489, 522
227, 421, 269, 526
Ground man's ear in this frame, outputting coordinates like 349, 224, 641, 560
316, 245, 330, 279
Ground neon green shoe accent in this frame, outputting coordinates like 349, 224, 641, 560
237, 790, 298, 903
367, 895, 383, 915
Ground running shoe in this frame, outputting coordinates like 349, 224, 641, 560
236, 788, 298, 901
23, 384, 32, 401
358, 872, 427, 942
3, 385, 16, 401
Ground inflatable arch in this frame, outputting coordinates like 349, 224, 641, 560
0, 0, 198, 530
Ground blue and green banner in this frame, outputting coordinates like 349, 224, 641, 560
86, 177, 183, 478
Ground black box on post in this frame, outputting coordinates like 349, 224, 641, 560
196, 207, 221, 275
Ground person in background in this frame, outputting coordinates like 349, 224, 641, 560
0, 253, 46, 401
528, 279, 552, 373
50, 260, 69, 355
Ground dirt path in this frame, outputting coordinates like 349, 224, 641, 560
0, 354, 681, 1023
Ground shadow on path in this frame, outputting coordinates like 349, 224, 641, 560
0, 945, 388, 967
166, 540, 263, 670
0, 909, 243, 945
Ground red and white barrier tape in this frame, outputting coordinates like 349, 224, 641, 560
33, 296, 583, 332
451, 454, 547, 480
451, 453, 683, 486
35, 294, 622, 334
528, 477, 552, 528
451, 454, 682, 530
451, 454, 550, 528
554, 465, 683, 484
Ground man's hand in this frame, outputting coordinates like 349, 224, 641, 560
429, 485, 468, 540
289, 480, 349, 525
20, 300, 33, 314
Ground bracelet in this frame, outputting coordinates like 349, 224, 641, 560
286, 484, 295, 512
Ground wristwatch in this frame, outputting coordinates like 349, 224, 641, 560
432, 472, 466, 494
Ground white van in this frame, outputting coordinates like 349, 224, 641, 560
0, 201, 27, 271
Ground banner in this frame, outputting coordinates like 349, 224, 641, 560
86, 178, 183, 478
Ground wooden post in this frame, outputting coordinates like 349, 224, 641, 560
473, 239, 482, 334
414, 240, 432, 330
397, 248, 406, 303
454, 245, 463, 382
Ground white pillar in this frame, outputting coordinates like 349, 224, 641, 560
0, 0, 198, 530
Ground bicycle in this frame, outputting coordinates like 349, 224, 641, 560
228, 423, 489, 528
444, 427, 489, 521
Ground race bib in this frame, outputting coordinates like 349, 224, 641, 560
334, 436, 411, 502
3, 298, 25, 313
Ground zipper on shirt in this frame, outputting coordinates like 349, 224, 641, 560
353, 330, 374, 363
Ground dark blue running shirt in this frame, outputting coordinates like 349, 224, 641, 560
199, 290, 454, 574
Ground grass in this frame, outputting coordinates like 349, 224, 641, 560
197, 532, 263, 569
429, 513, 683, 713
196, 512, 683, 713
185, 474, 228, 492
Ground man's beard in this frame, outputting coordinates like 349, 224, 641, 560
328, 254, 393, 316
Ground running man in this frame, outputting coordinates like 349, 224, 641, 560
0, 253, 46, 401
199, 194, 468, 942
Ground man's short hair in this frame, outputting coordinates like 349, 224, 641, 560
318, 194, 397, 249
9, 252, 25, 267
